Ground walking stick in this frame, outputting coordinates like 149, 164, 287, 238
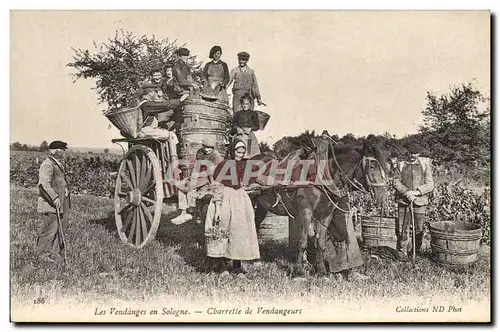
410, 201, 416, 266
55, 206, 67, 266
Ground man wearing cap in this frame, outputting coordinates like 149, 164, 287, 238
36, 140, 71, 263
393, 144, 434, 258
173, 48, 194, 92
227, 52, 265, 113
171, 137, 224, 225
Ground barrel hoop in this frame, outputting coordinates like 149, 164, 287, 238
429, 231, 482, 241
363, 234, 397, 241
361, 224, 396, 230
179, 129, 224, 137
180, 128, 226, 134
430, 244, 480, 255
182, 112, 231, 123
184, 100, 230, 110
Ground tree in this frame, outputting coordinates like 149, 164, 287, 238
258, 142, 271, 153
11, 142, 22, 150
340, 133, 360, 146
67, 29, 203, 112
40, 140, 49, 151
419, 81, 490, 165
104, 148, 110, 155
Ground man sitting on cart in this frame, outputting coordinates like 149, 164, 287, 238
171, 137, 224, 225
135, 64, 189, 167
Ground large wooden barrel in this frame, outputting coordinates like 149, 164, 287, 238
178, 97, 232, 172
258, 214, 288, 241
429, 221, 482, 266
361, 216, 397, 249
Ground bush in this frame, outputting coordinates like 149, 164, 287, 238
10, 151, 121, 198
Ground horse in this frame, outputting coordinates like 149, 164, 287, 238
248, 138, 390, 277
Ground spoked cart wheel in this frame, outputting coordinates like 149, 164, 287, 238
114, 145, 164, 249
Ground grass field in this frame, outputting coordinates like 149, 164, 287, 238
10, 186, 491, 322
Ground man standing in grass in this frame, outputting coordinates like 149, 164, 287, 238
393, 144, 434, 259
36, 140, 71, 263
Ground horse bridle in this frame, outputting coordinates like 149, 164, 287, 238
327, 143, 387, 195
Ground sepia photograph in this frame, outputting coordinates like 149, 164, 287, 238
9, 9, 491, 323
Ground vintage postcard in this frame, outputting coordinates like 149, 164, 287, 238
10, 10, 491, 323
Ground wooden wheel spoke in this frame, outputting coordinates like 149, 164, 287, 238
143, 181, 156, 196
139, 205, 148, 242
135, 208, 141, 246
142, 163, 152, 192
141, 196, 156, 205
121, 209, 134, 233
119, 203, 132, 215
139, 153, 148, 191
134, 153, 141, 190
141, 202, 154, 225
127, 208, 137, 243
120, 169, 133, 190
126, 160, 137, 188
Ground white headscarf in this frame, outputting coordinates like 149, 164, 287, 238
234, 141, 246, 151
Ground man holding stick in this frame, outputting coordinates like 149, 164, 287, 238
36, 140, 71, 263
393, 144, 434, 260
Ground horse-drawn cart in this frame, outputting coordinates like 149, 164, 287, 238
108, 96, 233, 249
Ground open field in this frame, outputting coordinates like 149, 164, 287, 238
10, 186, 490, 322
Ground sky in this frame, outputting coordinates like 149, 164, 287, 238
10, 10, 490, 149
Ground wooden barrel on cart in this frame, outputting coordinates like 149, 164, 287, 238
429, 221, 482, 266
258, 213, 289, 241
178, 97, 232, 174
361, 215, 398, 249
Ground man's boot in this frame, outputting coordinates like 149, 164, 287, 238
171, 210, 193, 225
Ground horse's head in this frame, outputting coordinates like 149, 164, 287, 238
353, 141, 390, 206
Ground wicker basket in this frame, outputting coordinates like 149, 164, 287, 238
205, 230, 229, 257
104, 106, 142, 138
255, 110, 270, 131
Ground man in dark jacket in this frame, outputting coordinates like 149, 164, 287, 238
393, 144, 434, 257
36, 140, 70, 263
173, 48, 194, 92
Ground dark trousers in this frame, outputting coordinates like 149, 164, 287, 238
396, 205, 426, 253
141, 100, 181, 113
35, 213, 65, 259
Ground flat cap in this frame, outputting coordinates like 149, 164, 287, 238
202, 137, 216, 148
237, 51, 250, 59
176, 48, 190, 56
164, 62, 174, 69
49, 140, 68, 150
408, 144, 422, 154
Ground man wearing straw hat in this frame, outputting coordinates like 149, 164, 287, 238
171, 137, 224, 225
393, 143, 434, 259
36, 140, 71, 263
